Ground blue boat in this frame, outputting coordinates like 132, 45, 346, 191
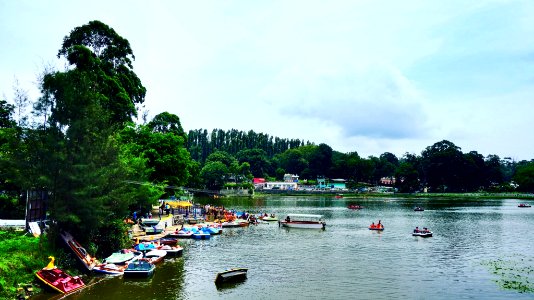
124, 259, 155, 277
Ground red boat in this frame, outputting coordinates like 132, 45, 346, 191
348, 204, 363, 210
35, 257, 85, 294
518, 203, 531, 208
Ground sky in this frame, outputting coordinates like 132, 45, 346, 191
1, 0, 534, 160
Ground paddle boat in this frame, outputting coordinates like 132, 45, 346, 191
368, 221, 384, 231
93, 249, 143, 275
158, 244, 183, 257
214, 268, 248, 285
412, 227, 433, 237
259, 214, 278, 222
279, 214, 326, 229
518, 203, 532, 208
144, 249, 167, 264
124, 259, 155, 277
348, 204, 363, 210
191, 227, 211, 240
35, 257, 85, 294
59, 231, 98, 272
166, 228, 194, 238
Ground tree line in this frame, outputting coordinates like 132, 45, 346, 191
1, 21, 534, 255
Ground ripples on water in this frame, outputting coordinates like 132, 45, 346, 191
40, 197, 534, 300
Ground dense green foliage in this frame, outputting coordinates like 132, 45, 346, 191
0, 231, 53, 300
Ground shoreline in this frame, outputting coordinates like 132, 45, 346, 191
252, 191, 534, 200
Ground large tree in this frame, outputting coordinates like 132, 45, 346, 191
35, 21, 159, 249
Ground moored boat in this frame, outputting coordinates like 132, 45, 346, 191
279, 214, 326, 229
93, 249, 143, 275
144, 249, 167, 264
166, 229, 194, 238
59, 231, 98, 272
214, 268, 248, 285
158, 244, 183, 257
35, 257, 85, 294
124, 259, 155, 277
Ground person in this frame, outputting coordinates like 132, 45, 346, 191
285, 216, 291, 222
133, 211, 137, 222
377, 220, 382, 229
165, 203, 170, 215
414, 226, 419, 233
370, 222, 376, 229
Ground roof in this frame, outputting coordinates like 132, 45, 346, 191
287, 214, 323, 218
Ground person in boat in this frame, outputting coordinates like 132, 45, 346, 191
285, 216, 291, 222
414, 226, 419, 233
377, 220, 382, 229
370, 222, 376, 229
423, 227, 429, 233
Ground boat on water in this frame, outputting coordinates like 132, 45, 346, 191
124, 259, 155, 277
414, 206, 424, 211
369, 221, 384, 231
35, 257, 85, 294
59, 231, 98, 271
518, 203, 532, 208
214, 268, 248, 285
335, 194, 344, 199
279, 214, 326, 229
144, 249, 167, 264
413, 227, 433, 237
158, 244, 183, 257
93, 249, 143, 275
259, 215, 278, 222
166, 229, 194, 238
191, 228, 211, 240
348, 204, 363, 210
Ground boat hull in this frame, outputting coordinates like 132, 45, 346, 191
36, 268, 85, 294
280, 221, 325, 229
124, 259, 155, 277
215, 268, 248, 284
59, 231, 98, 272
413, 232, 433, 237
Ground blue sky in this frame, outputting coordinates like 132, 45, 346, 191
1, 0, 533, 160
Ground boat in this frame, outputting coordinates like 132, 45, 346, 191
414, 206, 424, 211
518, 203, 532, 208
335, 194, 343, 199
144, 249, 167, 264
124, 259, 155, 277
93, 250, 143, 276
412, 228, 433, 237
279, 214, 326, 229
368, 222, 384, 231
214, 268, 248, 285
139, 218, 160, 226
103, 249, 142, 264
157, 244, 183, 257
59, 231, 98, 272
192, 228, 211, 240
35, 257, 85, 294
259, 215, 278, 222
221, 221, 242, 228
166, 229, 194, 238
348, 204, 363, 210
412, 231, 433, 237
153, 237, 178, 246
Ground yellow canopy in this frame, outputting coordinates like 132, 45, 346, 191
167, 201, 193, 208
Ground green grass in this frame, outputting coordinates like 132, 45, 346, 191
0, 230, 58, 300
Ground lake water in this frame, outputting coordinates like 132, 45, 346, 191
35, 196, 534, 299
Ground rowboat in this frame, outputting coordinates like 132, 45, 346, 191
279, 214, 326, 229
144, 249, 167, 264
124, 259, 155, 277
59, 231, 98, 271
214, 268, 248, 285
35, 257, 85, 294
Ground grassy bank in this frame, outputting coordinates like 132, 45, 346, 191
0, 230, 63, 300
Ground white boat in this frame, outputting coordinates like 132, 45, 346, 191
279, 214, 326, 229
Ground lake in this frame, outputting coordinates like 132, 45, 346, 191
34, 196, 534, 299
